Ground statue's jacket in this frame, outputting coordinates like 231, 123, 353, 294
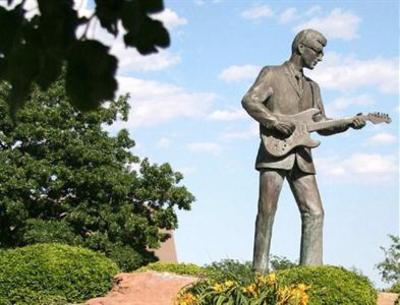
242, 61, 328, 175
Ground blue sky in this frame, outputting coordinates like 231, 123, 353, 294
98, 0, 399, 287
11, 0, 398, 288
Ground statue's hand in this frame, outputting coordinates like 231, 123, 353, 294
273, 121, 295, 136
351, 113, 366, 129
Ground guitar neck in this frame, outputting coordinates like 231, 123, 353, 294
308, 115, 366, 132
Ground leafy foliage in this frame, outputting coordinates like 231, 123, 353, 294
138, 262, 211, 277
277, 265, 377, 305
205, 259, 255, 285
0, 0, 170, 116
270, 255, 297, 271
176, 273, 310, 305
390, 282, 400, 294
204, 258, 297, 285
0, 243, 119, 305
377, 235, 400, 285
0, 78, 194, 271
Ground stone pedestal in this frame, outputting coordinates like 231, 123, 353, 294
153, 231, 177, 263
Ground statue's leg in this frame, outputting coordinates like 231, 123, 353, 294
253, 169, 285, 274
288, 172, 324, 265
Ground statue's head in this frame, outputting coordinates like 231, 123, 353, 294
291, 29, 327, 69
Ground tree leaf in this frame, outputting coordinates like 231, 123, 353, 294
124, 18, 169, 55
4, 43, 40, 117
37, 0, 78, 56
0, 5, 24, 56
140, 0, 164, 13
66, 40, 118, 111
95, 0, 123, 36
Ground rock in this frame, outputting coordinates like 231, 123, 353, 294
378, 292, 398, 305
85, 271, 197, 305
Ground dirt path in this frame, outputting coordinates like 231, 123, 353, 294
85, 271, 197, 305
85, 271, 397, 305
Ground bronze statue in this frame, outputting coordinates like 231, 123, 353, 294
241, 29, 371, 274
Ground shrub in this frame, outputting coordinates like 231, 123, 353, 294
277, 265, 377, 305
0, 243, 119, 305
204, 257, 296, 284
139, 262, 210, 277
205, 259, 255, 285
270, 255, 297, 271
390, 282, 400, 293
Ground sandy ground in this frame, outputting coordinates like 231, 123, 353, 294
85, 271, 398, 305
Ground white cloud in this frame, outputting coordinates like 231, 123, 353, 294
156, 137, 172, 149
221, 123, 259, 141
186, 142, 222, 156
306, 6, 322, 16
219, 65, 261, 83
241, 5, 274, 20
209, 108, 247, 121
116, 76, 217, 128
365, 133, 397, 146
315, 153, 397, 183
152, 8, 188, 30
279, 8, 299, 24
85, 17, 182, 72
294, 8, 361, 41
325, 94, 375, 117
112, 42, 181, 72
194, 0, 223, 5
307, 52, 399, 94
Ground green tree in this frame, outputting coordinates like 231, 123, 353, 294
0, 0, 170, 116
377, 235, 400, 285
0, 78, 194, 271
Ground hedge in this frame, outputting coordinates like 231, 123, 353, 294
0, 243, 119, 305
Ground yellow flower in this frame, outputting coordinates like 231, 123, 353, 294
277, 287, 292, 303
243, 283, 258, 297
300, 293, 309, 305
213, 283, 225, 293
289, 286, 309, 305
176, 292, 198, 305
224, 280, 235, 288
290, 288, 302, 298
267, 273, 277, 285
297, 283, 310, 292
256, 272, 277, 287
256, 275, 268, 285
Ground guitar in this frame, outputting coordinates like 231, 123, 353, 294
264, 108, 392, 157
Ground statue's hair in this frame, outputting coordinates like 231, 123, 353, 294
291, 29, 327, 54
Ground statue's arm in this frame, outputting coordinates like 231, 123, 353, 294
241, 67, 278, 129
312, 82, 349, 136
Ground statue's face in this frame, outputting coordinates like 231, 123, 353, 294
299, 41, 324, 70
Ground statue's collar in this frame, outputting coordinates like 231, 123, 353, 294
284, 61, 304, 78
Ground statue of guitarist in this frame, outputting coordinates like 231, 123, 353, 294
242, 29, 366, 274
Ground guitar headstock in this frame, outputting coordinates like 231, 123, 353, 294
366, 112, 392, 124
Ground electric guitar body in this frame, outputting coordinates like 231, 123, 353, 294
264, 108, 391, 157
